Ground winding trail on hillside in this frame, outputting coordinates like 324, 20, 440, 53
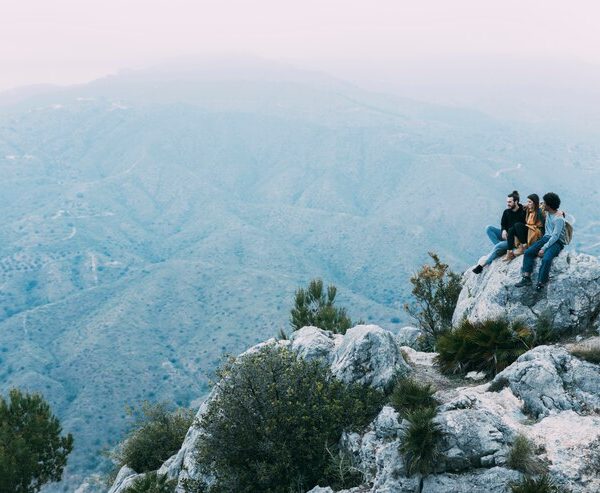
493, 162, 522, 178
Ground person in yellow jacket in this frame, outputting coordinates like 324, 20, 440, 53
503, 193, 544, 261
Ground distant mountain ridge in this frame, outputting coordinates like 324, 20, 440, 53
0, 59, 599, 488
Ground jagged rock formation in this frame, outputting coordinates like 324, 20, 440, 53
109, 322, 600, 493
108, 325, 410, 492
453, 252, 600, 333
307, 344, 600, 493
489, 345, 600, 418
108, 254, 600, 493
394, 326, 423, 349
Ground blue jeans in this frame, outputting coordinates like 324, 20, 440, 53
522, 236, 563, 284
484, 225, 508, 265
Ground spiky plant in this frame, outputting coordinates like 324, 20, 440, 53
510, 474, 561, 493
435, 318, 532, 376
123, 472, 176, 493
389, 377, 438, 417
508, 435, 547, 475
290, 279, 354, 334
399, 407, 443, 477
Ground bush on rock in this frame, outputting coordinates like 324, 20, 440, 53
195, 345, 384, 493
112, 402, 194, 474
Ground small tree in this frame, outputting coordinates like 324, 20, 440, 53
0, 388, 74, 493
112, 402, 195, 474
290, 279, 354, 334
404, 252, 462, 347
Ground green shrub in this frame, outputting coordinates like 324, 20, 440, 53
510, 474, 561, 493
113, 402, 195, 474
399, 407, 443, 477
290, 279, 354, 334
389, 377, 438, 417
404, 252, 462, 348
0, 388, 74, 493
124, 472, 176, 493
435, 318, 531, 376
195, 345, 384, 493
508, 435, 547, 475
321, 445, 364, 491
532, 316, 560, 346
570, 344, 600, 364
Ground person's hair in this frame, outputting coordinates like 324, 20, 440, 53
542, 192, 561, 211
507, 190, 520, 204
527, 193, 540, 210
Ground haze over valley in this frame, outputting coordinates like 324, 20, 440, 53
1, 59, 599, 486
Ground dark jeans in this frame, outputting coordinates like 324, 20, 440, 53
522, 236, 564, 284
484, 225, 508, 265
507, 222, 529, 250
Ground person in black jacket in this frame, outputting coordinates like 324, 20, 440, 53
472, 191, 526, 274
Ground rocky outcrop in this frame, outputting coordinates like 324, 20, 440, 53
394, 326, 423, 349
453, 252, 600, 333
109, 326, 600, 493
109, 324, 410, 493
328, 325, 411, 389
107, 466, 140, 493
290, 325, 411, 389
489, 345, 600, 418
327, 345, 600, 493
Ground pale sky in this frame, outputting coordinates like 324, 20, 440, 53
2, 0, 600, 92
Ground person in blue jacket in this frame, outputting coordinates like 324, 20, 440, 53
515, 192, 567, 291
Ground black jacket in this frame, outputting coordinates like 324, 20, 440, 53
500, 206, 526, 231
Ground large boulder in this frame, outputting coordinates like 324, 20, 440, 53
489, 345, 600, 418
291, 324, 411, 390
330, 325, 411, 390
437, 408, 514, 470
395, 326, 424, 349
453, 252, 600, 334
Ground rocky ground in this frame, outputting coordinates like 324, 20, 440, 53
108, 253, 600, 493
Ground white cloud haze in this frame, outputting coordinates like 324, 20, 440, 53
2, 0, 600, 104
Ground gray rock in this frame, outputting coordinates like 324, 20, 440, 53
395, 326, 423, 349
491, 345, 600, 418
107, 466, 141, 493
437, 409, 513, 471
331, 325, 411, 390
290, 326, 340, 362
422, 467, 521, 493
454, 253, 600, 334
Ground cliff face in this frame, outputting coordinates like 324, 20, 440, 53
109, 259, 600, 493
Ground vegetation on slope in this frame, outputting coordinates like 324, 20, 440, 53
0, 388, 73, 493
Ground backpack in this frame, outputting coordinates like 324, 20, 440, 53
563, 214, 574, 245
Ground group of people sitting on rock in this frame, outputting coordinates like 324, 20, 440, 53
472, 191, 571, 292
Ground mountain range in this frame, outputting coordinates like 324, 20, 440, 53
0, 58, 598, 486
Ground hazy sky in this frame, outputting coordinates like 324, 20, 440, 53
2, 0, 600, 92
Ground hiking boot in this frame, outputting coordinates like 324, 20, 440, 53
515, 276, 532, 287
472, 264, 484, 274
503, 251, 516, 262
514, 245, 525, 256
536, 282, 545, 292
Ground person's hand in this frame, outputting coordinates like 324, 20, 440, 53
538, 249, 545, 257
502, 230, 507, 240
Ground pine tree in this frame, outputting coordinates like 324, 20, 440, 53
0, 388, 74, 493
290, 279, 354, 334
